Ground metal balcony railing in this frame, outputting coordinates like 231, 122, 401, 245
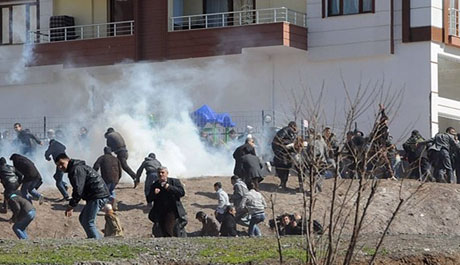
169, 7, 307, 32
449, 8, 460, 37
28, 20, 134, 44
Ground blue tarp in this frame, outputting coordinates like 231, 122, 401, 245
192, 105, 235, 128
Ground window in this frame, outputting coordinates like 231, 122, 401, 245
328, 0, 373, 16
1, 2, 38, 45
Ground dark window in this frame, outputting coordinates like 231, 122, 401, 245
327, 0, 374, 16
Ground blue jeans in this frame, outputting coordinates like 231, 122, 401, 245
13, 209, 36, 239
79, 198, 108, 239
144, 172, 158, 202
106, 183, 116, 202
21, 180, 42, 201
54, 168, 69, 199
249, 212, 265, 237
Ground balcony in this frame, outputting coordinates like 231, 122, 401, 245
29, 21, 134, 44
449, 8, 460, 45
166, 7, 308, 60
28, 21, 136, 67
169, 7, 307, 31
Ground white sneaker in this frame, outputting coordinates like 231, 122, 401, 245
266, 162, 272, 173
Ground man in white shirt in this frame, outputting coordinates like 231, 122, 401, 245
214, 182, 230, 223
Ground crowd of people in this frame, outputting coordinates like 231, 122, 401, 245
2, 103, 460, 240
0, 122, 270, 240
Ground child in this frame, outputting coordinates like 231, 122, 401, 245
102, 203, 124, 237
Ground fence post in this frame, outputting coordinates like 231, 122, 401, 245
43, 116, 46, 140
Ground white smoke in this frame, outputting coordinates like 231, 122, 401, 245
0, 61, 238, 184
6, 44, 35, 85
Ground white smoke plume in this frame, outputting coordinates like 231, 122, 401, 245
1, 60, 242, 187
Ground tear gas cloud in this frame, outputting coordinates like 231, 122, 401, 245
0, 54, 255, 187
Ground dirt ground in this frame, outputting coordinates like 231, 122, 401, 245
1, 174, 460, 240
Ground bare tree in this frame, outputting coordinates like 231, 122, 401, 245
272, 76, 426, 265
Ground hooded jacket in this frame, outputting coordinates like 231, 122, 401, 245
136, 156, 162, 179
241, 189, 266, 215
10, 154, 41, 183
66, 159, 110, 207
44, 139, 66, 162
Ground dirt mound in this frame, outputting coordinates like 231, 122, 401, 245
0, 175, 459, 239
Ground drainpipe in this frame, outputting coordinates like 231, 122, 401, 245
390, 0, 394, 54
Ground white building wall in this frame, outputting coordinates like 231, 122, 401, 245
0, 42, 433, 142
306, 0, 401, 61
410, 0, 431, 27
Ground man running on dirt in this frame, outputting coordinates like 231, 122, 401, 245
104, 128, 138, 188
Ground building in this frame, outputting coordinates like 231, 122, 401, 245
0, 0, 460, 141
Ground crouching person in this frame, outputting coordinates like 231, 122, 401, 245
102, 204, 124, 237
147, 166, 187, 237
196, 211, 219, 237
8, 192, 35, 239
55, 153, 110, 239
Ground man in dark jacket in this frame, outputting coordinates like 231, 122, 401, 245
8, 192, 36, 239
93, 147, 122, 209
403, 130, 430, 180
220, 205, 238, 237
233, 138, 256, 177
0, 157, 23, 212
147, 166, 187, 237
104, 128, 137, 187
45, 130, 69, 201
136, 153, 162, 205
271, 121, 297, 189
239, 153, 264, 188
10, 154, 43, 204
423, 127, 460, 183
13, 123, 43, 155
55, 153, 110, 239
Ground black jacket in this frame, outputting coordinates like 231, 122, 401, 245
239, 154, 264, 181
66, 159, 110, 207
147, 177, 186, 223
10, 154, 41, 183
272, 126, 297, 167
44, 139, 66, 161
233, 143, 256, 176
16, 130, 41, 149
136, 157, 162, 179
8, 192, 35, 222
220, 213, 237, 237
105, 131, 127, 153
0, 164, 22, 195
93, 154, 122, 185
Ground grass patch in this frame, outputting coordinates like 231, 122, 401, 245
0, 241, 149, 265
198, 237, 307, 264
